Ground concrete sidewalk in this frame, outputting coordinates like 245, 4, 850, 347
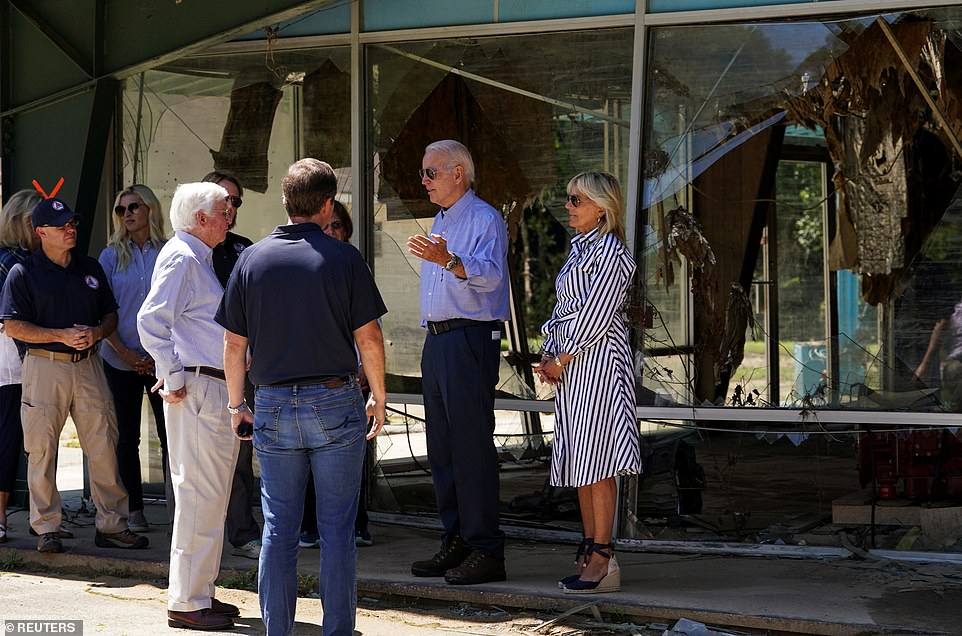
2, 499, 962, 636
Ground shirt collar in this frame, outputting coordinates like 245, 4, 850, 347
127, 238, 156, 253
274, 222, 324, 236
34, 247, 78, 272
175, 230, 213, 259
571, 227, 602, 253
440, 189, 476, 219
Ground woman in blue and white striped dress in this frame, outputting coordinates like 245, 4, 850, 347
536, 172, 641, 594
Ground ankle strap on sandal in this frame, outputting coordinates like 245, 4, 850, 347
575, 536, 594, 560
587, 542, 614, 560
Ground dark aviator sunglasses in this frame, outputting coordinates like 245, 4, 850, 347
114, 202, 143, 215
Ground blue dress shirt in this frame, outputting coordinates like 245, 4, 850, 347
98, 240, 162, 371
418, 189, 509, 325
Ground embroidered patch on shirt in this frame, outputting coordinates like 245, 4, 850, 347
492, 330, 500, 340
234, 243, 246, 254
84, 275, 99, 289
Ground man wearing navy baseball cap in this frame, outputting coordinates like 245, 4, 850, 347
0, 197, 148, 554
31, 197, 79, 228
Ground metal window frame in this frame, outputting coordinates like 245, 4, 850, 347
174, 0, 962, 428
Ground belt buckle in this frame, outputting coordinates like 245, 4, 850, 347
71, 352, 83, 363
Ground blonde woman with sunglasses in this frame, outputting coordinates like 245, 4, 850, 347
99, 184, 169, 533
535, 172, 641, 594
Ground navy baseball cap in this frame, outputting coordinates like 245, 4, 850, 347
32, 198, 79, 228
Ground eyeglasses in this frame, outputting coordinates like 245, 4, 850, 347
208, 207, 231, 221
419, 167, 444, 180
114, 202, 142, 215
42, 218, 80, 230
226, 195, 243, 209
566, 194, 583, 207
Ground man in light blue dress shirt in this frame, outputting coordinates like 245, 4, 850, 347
407, 139, 509, 585
138, 182, 241, 631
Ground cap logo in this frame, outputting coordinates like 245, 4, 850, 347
52, 201, 64, 211
85, 275, 99, 290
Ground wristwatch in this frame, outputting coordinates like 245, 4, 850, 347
227, 401, 250, 415
444, 253, 461, 271
553, 355, 566, 368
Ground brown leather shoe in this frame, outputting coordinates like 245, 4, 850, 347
167, 609, 233, 631
209, 597, 240, 617
411, 534, 472, 577
29, 526, 75, 539
37, 533, 62, 554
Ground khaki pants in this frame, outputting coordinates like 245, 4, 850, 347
21, 353, 128, 534
166, 372, 239, 612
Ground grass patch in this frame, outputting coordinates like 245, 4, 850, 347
91, 565, 134, 578
218, 568, 258, 592
0, 552, 24, 571
217, 567, 318, 598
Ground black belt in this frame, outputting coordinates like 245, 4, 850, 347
263, 375, 353, 389
427, 319, 498, 335
188, 366, 226, 381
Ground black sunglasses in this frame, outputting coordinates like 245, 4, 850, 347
114, 202, 142, 215
227, 195, 243, 209
566, 194, 583, 207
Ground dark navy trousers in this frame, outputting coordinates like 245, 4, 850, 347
421, 322, 505, 557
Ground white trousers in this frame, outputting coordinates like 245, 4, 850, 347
165, 372, 239, 611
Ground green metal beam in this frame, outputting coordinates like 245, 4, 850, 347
74, 77, 116, 254
9, 0, 92, 77
1, 0, 336, 118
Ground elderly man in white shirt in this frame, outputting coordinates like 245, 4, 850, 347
138, 181, 241, 632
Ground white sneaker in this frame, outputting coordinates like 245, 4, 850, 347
127, 510, 149, 533
232, 539, 261, 559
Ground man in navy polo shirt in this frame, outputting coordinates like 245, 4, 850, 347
0, 197, 148, 554
216, 158, 387, 636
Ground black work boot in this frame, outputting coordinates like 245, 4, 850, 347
444, 549, 506, 585
411, 534, 472, 577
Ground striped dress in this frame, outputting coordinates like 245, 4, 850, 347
541, 228, 641, 488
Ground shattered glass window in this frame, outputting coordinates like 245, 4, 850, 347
640, 9, 962, 413
627, 8, 962, 550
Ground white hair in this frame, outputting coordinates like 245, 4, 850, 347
169, 182, 227, 232
425, 139, 475, 186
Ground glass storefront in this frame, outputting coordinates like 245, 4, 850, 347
366, 27, 633, 525
113, 2, 962, 550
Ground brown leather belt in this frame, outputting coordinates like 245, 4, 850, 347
264, 375, 352, 389
27, 348, 91, 363
187, 366, 226, 381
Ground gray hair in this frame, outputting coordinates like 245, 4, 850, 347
169, 182, 227, 232
425, 139, 475, 186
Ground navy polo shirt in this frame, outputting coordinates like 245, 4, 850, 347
215, 222, 387, 386
0, 249, 118, 353
213, 230, 253, 288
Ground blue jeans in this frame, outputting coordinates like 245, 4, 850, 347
254, 381, 366, 636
